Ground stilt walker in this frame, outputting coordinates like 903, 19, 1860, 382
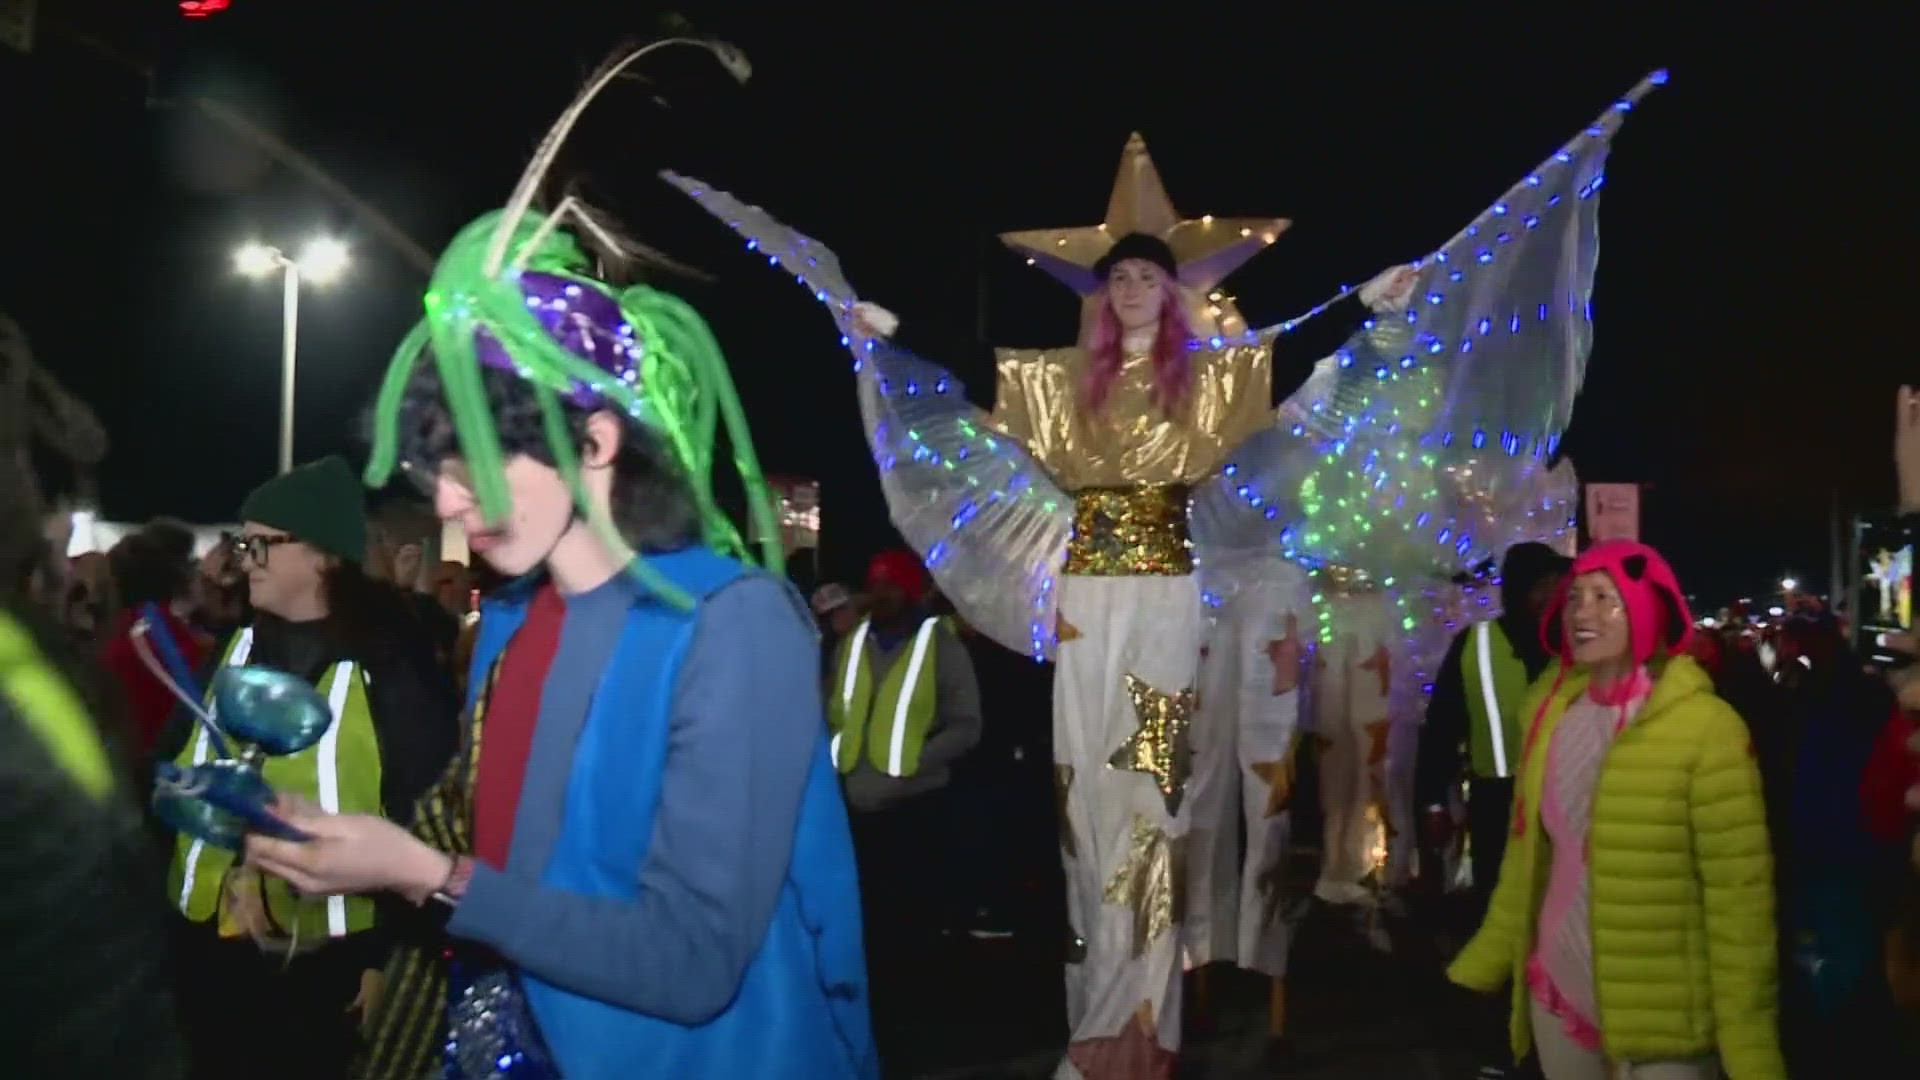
1309, 580, 1414, 907
1188, 554, 1312, 1032
672, 68, 1663, 1077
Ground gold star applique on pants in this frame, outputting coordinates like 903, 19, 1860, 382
1108, 674, 1196, 816
1101, 815, 1187, 959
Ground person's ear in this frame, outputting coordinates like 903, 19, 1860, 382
581, 412, 624, 471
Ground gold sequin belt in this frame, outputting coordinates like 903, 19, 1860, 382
1065, 485, 1193, 577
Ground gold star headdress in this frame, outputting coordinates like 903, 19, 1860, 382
998, 132, 1290, 337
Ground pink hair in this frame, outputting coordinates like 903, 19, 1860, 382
1081, 285, 1195, 416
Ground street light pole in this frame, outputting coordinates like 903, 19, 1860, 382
237, 238, 345, 477
279, 258, 299, 475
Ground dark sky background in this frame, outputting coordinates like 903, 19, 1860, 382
2, 3, 1908, 611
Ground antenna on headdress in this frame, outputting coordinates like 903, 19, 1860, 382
483, 37, 752, 277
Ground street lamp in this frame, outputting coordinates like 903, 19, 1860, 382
234, 238, 349, 474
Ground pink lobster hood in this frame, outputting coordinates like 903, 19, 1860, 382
1540, 540, 1694, 666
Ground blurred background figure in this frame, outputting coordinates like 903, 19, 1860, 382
1760, 610, 1914, 1073
1, 310, 186, 1077
827, 548, 981, 1075
1416, 543, 1571, 924
813, 581, 867, 640
366, 497, 461, 676
100, 521, 207, 764
432, 559, 472, 623
65, 549, 117, 647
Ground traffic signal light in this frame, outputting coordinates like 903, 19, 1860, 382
179, 0, 230, 17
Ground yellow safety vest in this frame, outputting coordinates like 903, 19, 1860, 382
0, 611, 113, 802
166, 627, 383, 940
827, 617, 941, 777
1460, 620, 1530, 779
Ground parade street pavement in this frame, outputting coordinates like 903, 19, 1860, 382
893, 895, 1515, 1080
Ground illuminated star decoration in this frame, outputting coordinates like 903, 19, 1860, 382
1108, 674, 1197, 816
1055, 764, 1078, 858
1101, 815, 1187, 959
998, 132, 1289, 337
1065, 1001, 1175, 1080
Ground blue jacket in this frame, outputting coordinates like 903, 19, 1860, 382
448, 548, 877, 1078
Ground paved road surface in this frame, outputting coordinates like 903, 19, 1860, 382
882, 897, 1513, 1079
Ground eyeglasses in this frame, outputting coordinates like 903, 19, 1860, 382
231, 534, 297, 569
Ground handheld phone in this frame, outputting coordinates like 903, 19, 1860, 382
1855, 513, 1914, 668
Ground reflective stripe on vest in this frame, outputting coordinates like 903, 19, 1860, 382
0, 612, 113, 801
827, 617, 940, 777
169, 627, 381, 938
1460, 620, 1529, 780
1475, 623, 1508, 777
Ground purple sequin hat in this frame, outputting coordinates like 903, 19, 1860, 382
474, 270, 643, 408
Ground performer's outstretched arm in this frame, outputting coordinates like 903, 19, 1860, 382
851, 303, 995, 413
1268, 265, 1419, 408
1268, 292, 1371, 408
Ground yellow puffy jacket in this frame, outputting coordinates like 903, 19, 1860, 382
1447, 655, 1785, 1080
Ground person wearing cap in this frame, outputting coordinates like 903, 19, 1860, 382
809, 582, 865, 686
828, 549, 980, 1057
159, 456, 460, 1080
812, 581, 867, 639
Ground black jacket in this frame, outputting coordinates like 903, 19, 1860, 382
1413, 544, 1567, 811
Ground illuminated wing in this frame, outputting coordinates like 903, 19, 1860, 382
1192, 71, 1662, 590
664, 172, 1073, 660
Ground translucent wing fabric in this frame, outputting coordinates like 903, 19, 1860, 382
1191, 73, 1662, 591
664, 172, 1074, 660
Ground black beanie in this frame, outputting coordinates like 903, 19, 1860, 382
1092, 232, 1179, 279
238, 456, 367, 565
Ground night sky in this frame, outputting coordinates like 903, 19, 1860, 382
2, 4, 1907, 610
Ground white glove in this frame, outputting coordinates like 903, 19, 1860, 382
1358, 264, 1419, 314
851, 301, 899, 340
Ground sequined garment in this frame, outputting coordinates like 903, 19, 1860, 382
445, 964, 560, 1079
1101, 815, 1188, 959
992, 345, 1273, 492
1066, 486, 1193, 576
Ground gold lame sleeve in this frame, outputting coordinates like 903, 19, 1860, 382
990, 343, 1275, 491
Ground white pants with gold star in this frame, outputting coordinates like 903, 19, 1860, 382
1188, 559, 1311, 978
1053, 573, 1200, 1079
1310, 593, 1417, 904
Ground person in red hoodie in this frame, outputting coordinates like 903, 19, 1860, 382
99, 523, 209, 762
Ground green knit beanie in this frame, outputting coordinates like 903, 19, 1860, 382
238, 456, 368, 565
